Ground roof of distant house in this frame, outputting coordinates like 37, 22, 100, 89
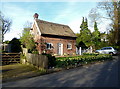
35, 19, 77, 38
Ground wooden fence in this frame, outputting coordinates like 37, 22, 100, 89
2, 53, 20, 65
25, 53, 48, 69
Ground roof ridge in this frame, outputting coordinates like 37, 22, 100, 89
36, 19, 69, 27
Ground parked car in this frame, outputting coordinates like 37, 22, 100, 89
95, 47, 118, 55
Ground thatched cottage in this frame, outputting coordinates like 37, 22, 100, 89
31, 13, 77, 55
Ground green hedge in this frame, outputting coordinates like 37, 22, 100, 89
56, 54, 112, 68
83, 53, 99, 56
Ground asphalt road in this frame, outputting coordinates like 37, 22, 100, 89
2, 56, 120, 87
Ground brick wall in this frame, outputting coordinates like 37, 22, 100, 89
36, 36, 76, 55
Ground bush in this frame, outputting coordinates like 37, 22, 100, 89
20, 53, 26, 59
20, 28, 37, 53
42, 53, 56, 68
112, 46, 120, 51
32, 51, 39, 54
83, 53, 99, 56
56, 54, 112, 68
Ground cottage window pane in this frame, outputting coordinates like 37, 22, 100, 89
47, 44, 49, 49
67, 43, 72, 49
50, 44, 52, 49
46, 43, 53, 49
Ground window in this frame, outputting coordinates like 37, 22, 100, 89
46, 43, 53, 49
67, 43, 72, 49
106, 47, 112, 50
101, 48, 106, 50
101, 47, 112, 50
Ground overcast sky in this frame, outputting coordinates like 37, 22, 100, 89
1, 0, 110, 41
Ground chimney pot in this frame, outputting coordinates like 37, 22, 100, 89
33, 13, 39, 19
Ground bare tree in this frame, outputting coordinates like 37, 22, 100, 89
0, 11, 12, 42
23, 21, 32, 28
88, 8, 102, 24
89, 1, 120, 46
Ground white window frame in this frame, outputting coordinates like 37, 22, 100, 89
67, 43, 72, 49
46, 43, 53, 50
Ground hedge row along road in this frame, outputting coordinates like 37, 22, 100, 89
55, 54, 112, 68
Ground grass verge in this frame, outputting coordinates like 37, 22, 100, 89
2, 64, 46, 83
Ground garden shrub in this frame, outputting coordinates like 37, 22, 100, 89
56, 54, 112, 68
32, 51, 39, 54
83, 53, 99, 56
42, 53, 56, 68
20, 53, 26, 59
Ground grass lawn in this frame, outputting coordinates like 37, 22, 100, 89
2, 63, 47, 83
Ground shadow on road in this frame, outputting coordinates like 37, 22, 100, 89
81, 56, 120, 87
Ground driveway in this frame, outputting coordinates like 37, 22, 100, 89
2, 56, 120, 87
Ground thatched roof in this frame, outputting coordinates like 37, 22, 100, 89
35, 19, 77, 38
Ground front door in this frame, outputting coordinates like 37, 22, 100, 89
57, 43, 63, 55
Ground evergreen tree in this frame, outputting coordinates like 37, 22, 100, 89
94, 21, 99, 31
76, 17, 92, 48
80, 17, 85, 31
84, 17, 88, 29
10, 38, 21, 53
92, 21, 101, 49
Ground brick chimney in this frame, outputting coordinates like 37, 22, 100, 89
33, 13, 39, 19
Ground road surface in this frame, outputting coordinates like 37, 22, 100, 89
2, 56, 120, 87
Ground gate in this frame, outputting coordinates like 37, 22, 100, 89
2, 53, 20, 65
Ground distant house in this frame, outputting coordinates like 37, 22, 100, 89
100, 33, 108, 42
31, 13, 77, 55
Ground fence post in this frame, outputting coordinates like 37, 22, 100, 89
79, 47, 82, 55
90, 46, 92, 53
